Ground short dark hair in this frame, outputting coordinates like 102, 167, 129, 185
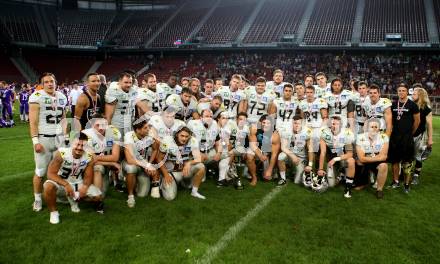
39, 72, 56, 84
305, 74, 314, 80
256, 77, 266, 84
369, 84, 381, 92
181, 87, 192, 95
237, 112, 248, 119
397, 83, 409, 90
284, 83, 294, 90
87, 72, 99, 80
315, 72, 326, 79
144, 73, 156, 81
118, 72, 133, 81
293, 115, 303, 121
133, 119, 148, 130
212, 94, 223, 103
358, 81, 368, 87
305, 85, 315, 92
205, 79, 214, 85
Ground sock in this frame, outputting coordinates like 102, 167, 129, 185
404, 184, 410, 189
218, 158, 230, 181
345, 178, 354, 191
34, 193, 42, 201
50, 211, 59, 216
191, 187, 206, 199
128, 194, 134, 199
280, 171, 286, 180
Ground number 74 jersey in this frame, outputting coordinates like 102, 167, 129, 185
29, 90, 67, 135
57, 147, 93, 184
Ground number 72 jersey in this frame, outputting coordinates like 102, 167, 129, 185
29, 90, 67, 135
246, 88, 277, 123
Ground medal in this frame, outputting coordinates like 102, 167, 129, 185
396, 99, 407, 121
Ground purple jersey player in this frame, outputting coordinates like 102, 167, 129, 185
19, 86, 31, 121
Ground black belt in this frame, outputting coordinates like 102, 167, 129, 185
39, 134, 56, 137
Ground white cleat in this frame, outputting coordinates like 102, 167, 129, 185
49, 211, 60, 224
150, 186, 161, 199
70, 202, 80, 213
191, 191, 206, 200
33, 200, 42, 212
127, 196, 136, 208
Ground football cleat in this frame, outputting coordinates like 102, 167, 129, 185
33, 200, 42, 212
95, 202, 104, 214
127, 196, 135, 208
150, 186, 161, 198
376, 190, 384, 199
344, 189, 352, 198
277, 179, 286, 186
70, 202, 80, 213
411, 175, 419, 185
234, 178, 244, 190
50, 211, 60, 224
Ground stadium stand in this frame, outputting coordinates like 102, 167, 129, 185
58, 10, 115, 47
303, 0, 357, 45
195, 0, 255, 44
96, 56, 146, 79
0, 2, 41, 43
361, 0, 429, 43
0, 53, 26, 83
243, 0, 308, 44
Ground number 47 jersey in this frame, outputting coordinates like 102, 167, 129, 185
29, 90, 67, 135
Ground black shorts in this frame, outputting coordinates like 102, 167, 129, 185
354, 162, 382, 186
388, 133, 414, 163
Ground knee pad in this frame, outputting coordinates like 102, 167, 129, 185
278, 152, 287, 161
94, 164, 106, 174
124, 163, 139, 174
171, 171, 183, 183
136, 176, 151, 198
35, 168, 47, 178
161, 180, 177, 201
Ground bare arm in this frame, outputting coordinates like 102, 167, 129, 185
95, 144, 120, 163
74, 94, 88, 121
318, 139, 327, 171
47, 152, 69, 187
384, 107, 392, 137
238, 99, 247, 114
426, 113, 434, 146
105, 102, 116, 125
412, 112, 420, 135
29, 103, 40, 137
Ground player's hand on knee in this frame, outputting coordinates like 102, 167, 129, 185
164, 175, 173, 185
183, 163, 191, 177
65, 184, 74, 198
34, 143, 45, 153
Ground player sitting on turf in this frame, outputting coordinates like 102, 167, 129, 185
157, 126, 206, 200
278, 116, 314, 186
43, 132, 103, 224
248, 114, 281, 185
317, 116, 356, 198
123, 118, 160, 208
82, 113, 121, 195
355, 118, 389, 199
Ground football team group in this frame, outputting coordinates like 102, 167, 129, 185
24, 70, 433, 224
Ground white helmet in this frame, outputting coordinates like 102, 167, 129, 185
302, 171, 314, 188
311, 173, 329, 193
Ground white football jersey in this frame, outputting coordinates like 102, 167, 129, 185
320, 127, 354, 155
29, 90, 67, 135
272, 97, 300, 131
246, 87, 277, 124
57, 147, 93, 184
313, 84, 331, 98
83, 125, 121, 155
299, 98, 328, 128
280, 127, 312, 159
363, 97, 392, 130
323, 90, 353, 123
351, 92, 370, 124
159, 135, 199, 164
216, 86, 246, 118
124, 131, 155, 160
356, 133, 389, 156
105, 85, 137, 130
266, 81, 287, 97
187, 119, 220, 152
148, 114, 185, 140
165, 94, 198, 122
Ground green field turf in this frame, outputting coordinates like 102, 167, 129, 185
0, 106, 439, 264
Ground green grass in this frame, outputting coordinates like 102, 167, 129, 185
1, 103, 439, 264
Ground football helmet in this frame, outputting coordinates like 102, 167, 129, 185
311, 173, 328, 193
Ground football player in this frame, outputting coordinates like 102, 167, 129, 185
29, 73, 68, 212
356, 118, 389, 199
278, 116, 314, 186
317, 116, 355, 198
43, 132, 103, 224
323, 78, 355, 130
216, 74, 247, 119
266, 69, 287, 97
313, 72, 330, 98
352, 81, 370, 134
248, 115, 281, 185
363, 84, 392, 137
74, 72, 102, 129
123, 118, 160, 207
165, 87, 199, 121
157, 126, 206, 200
246, 77, 277, 124
268, 83, 301, 135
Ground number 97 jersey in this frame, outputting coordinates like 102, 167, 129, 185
29, 90, 67, 135
216, 86, 246, 118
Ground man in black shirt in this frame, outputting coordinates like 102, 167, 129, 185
74, 73, 103, 129
388, 83, 420, 193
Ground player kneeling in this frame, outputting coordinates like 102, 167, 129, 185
317, 116, 356, 198
248, 115, 281, 185
355, 119, 389, 199
278, 116, 314, 186
43, 132, 103, 224
123, 118, 160, 208
157, 126, 206, 200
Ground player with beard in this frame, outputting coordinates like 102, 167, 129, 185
139, 73, 174, 113
266, 69, 287, 97
411, 86, 434, 185
197, 95, 224, 119
304, 75, 314, 88
157, 126, 206, 200
216, 74, 247, 119
158, 74, 182, 95
74, 73, 103, 129
323, 78, 355, 130
317, 116, 355, 198
165, 87, 199, 121
388, 83, 420, 193
356, 118, 389, 199
148, 106, 186, 141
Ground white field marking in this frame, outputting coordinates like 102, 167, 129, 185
0, 170, 34, 182
197, 186, 284, 264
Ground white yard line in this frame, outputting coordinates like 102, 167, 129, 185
197, 186, 284, 264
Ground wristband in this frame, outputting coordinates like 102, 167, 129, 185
308, 161, 313, 167
333, 157, 341, 162
32, 137, 39, 145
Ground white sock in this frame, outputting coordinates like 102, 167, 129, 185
218, 158, 230, 181
191, 187, 206, 199
128, 194, 134, 199
34, 193, 42, 201
50, 211, 59, 216
25, 114, 29, 121
280, 171, 286, 180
